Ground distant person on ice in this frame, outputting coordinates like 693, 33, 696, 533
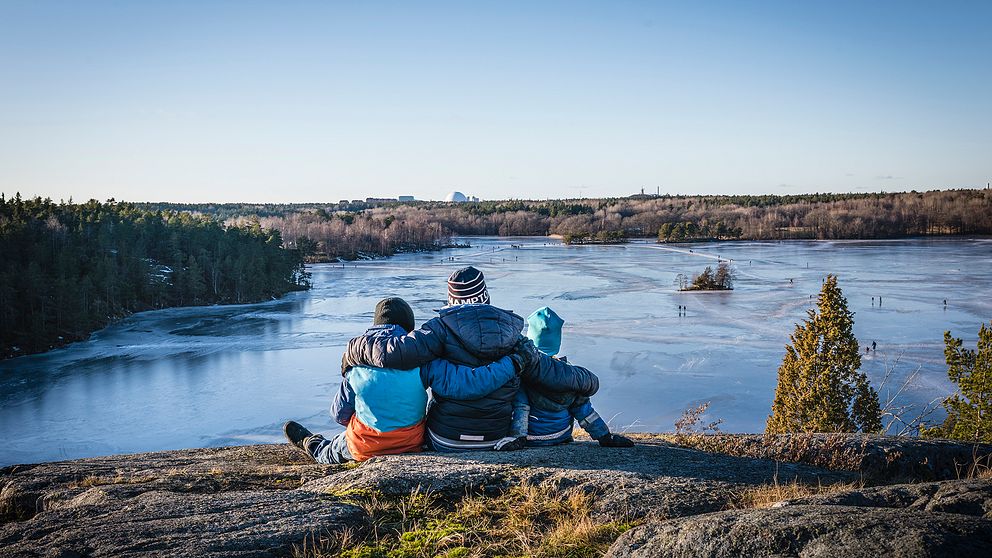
511, 306, 634, 448
340, 266, 607, 452
283, 297, 526, 463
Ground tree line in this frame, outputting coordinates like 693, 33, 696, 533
0, 195, 309, 359
254, 211, 456, 262
139, 189, 992, 252
413, 189, 991, 240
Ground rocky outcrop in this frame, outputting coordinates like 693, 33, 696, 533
3, 489, 364, 558
605, 445, 992, 558
1, 436, 989, 557
0, 445, 333, 522
605, 504, 992, 558
0, 445, 357, 557
298, 440, 853, 521
776, 477, 992, 518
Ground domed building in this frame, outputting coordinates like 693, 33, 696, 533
444, 191, 469, 203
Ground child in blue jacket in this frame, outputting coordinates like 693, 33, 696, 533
512, 306, 634, 447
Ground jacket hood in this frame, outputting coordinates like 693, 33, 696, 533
436, 304, 524, 361
526, 306, 563, 357
341, 324, 409, 376
364, 324, 406, 339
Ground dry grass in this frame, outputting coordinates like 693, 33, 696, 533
635, 402, 874, 474
957, 447, 992, 480
729, 477, 863, 510
294, 483, 639, 558
647, 431, 872, 473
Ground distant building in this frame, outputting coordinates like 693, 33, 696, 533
398, 196, 415, 202
366, 197, 398, 203
445, 191, 469, 203
629, 187, 661, 200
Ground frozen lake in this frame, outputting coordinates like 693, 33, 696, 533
1, 237, 990, 466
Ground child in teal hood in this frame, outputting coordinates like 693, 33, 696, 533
512, 306, 634, 447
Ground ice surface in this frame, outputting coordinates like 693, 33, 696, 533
1, 237, 990, 465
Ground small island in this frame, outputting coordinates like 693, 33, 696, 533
562, 230, 629, 245
677, 262, 735, 291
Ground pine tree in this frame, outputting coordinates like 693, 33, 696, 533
922, 322, 992, 442
766, 275, 882, 434
185, 255, 207, 304
714, 262, 734, 289
691, 266, 716, 289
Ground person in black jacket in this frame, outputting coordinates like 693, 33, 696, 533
341, 266, 604, 452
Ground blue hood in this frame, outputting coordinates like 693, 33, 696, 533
526, 306, 564, 356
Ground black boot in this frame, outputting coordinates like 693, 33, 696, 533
283, 420, 313, 450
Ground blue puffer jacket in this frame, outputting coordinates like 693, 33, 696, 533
341, 304, 600, 449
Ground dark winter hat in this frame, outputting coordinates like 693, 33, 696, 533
373, 297, 415, 333
446, 266, 491, 306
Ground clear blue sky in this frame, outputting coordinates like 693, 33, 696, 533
1, 1, 989, 203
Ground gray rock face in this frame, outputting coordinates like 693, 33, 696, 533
777, 478, 992, 518
1, 489, 364, 558
0, 445, 333, 522
0, 445, 361, 557
2, 438, 988, 557
606, 475, 992, 558
605, 505, 992, 558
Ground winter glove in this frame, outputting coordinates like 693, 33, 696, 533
494, 436, 528, 451
597, 433, 634, 448
508, 337, 540, 376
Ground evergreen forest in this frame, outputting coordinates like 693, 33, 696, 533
0, 195, 309, 358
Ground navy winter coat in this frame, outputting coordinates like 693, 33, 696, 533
341, 304, 600, 445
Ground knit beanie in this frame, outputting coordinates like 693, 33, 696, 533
373, 297, 415, 333
526, 306, 564, 356
446, 266, 491, 306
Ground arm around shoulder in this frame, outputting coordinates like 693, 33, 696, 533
422, 355, 519, 400
525, 352, 600, 397
342, 319, 448, 371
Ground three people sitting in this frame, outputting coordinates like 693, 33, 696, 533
284, 266, 632, 463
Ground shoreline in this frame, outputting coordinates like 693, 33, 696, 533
0, 287, 309, 363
